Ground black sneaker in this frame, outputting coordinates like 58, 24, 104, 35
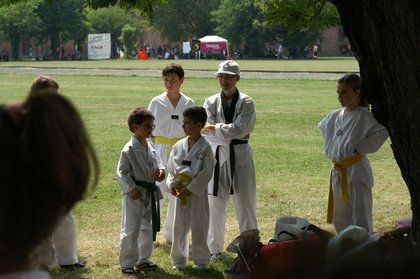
60, 262, 86, 269
121, 267, 136, 275
135, 261, 158, 271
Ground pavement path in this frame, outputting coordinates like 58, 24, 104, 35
0, 67, 345, 80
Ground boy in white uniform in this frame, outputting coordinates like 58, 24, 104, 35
117, 108, 165, 274
166, 107, 215, 269
319, 73, 388, 233
202, 60, 258, 257
148, 63, 195, 243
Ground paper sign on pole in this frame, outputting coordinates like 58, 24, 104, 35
88, 33, 111, 60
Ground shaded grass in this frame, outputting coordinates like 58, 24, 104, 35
0, 73, 408, 279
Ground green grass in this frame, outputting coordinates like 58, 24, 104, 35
0, 57, 359, 73
0, 72, 408, 279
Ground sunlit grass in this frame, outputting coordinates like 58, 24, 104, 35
0, 72, 408, 279
0, 57, 359, 73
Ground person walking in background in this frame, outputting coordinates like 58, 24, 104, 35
319, 73, 388, 233
0, 92, 99, 278
148, 63, 195, 244
117, 108, 165, 275
202, 60, 258, 259
166, 106, 215, 270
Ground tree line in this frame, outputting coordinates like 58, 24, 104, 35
0, 0, 337, 60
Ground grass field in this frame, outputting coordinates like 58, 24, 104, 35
0, 57, 359, 73
0, 62, 410, 279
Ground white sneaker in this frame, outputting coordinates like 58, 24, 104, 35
172, 263, 188, 270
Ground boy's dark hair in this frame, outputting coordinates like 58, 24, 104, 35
338, 73, 369, 107
162, 63, 184, 79
128, 108, 154, 133
183, 106, 207, 127
30, 75, 59, 94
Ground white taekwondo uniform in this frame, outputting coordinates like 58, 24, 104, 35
319, 107, 388, 233
204, 90, 258, 255
117, 136, 164, 269
31, 211, 79, 267
148, 92, 195, 242
166, 136, 215, 266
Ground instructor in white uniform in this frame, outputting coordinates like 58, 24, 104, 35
202, 60, 258, 257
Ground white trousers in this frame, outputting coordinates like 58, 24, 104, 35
32, 212, 79, 267
171, 193, 210, 266
333, 181, 373, 233
119, 194, 153, 268
157, 180, 175, 242
53, 212, 79, 265
208, 161, 258, 254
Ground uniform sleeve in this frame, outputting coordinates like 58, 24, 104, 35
187, 97, 196, 107
155, 149, 165, 171
356, 122, 389, 154
215, 97, 256, 140
318, 116, 328, 140
165, 149, 177, 192
186, 147, 216, 196
116, 150, 137, 194
203, 97, 217, 125
147, 99, 155, 112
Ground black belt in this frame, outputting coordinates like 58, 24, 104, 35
212, 139, 248, 197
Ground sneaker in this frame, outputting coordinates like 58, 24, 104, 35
121, 267, 136, 275
195, 264, 208, 270
135, 261, 158, 271
172, 263, 188, 270
210, 252, 222, 261
60, 262, 86, 269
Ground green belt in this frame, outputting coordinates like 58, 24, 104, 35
131, 177, 160, 241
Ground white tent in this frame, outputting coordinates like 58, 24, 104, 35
198, 35, 229, 59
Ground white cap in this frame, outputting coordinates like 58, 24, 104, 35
215, 60, 240, 76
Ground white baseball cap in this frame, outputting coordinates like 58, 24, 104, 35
215, 60, 240, 76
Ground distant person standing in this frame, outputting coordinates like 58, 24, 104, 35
319, 73, 388, 233
313, 44, 319, 58
202, 60, 258, 258
277, 43, 284, 59
148, 63, 195, 244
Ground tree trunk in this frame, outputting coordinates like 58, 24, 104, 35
10, 35, 21, 60
50, 30, 60, 60
332, 0, 420, 243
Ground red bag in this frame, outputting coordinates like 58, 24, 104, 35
251, 224, 333, 279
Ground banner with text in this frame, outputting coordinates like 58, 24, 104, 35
88, 33, 111, 60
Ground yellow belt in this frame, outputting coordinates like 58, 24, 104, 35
327, 153, 364, 224
154, 136, 184, 157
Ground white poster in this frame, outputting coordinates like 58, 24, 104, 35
88, 33, 111, 60
183, 42, 191, 54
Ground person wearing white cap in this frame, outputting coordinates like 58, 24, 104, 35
202, 60, 258, 257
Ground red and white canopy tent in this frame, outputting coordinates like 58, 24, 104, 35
198, 35, 229, 59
